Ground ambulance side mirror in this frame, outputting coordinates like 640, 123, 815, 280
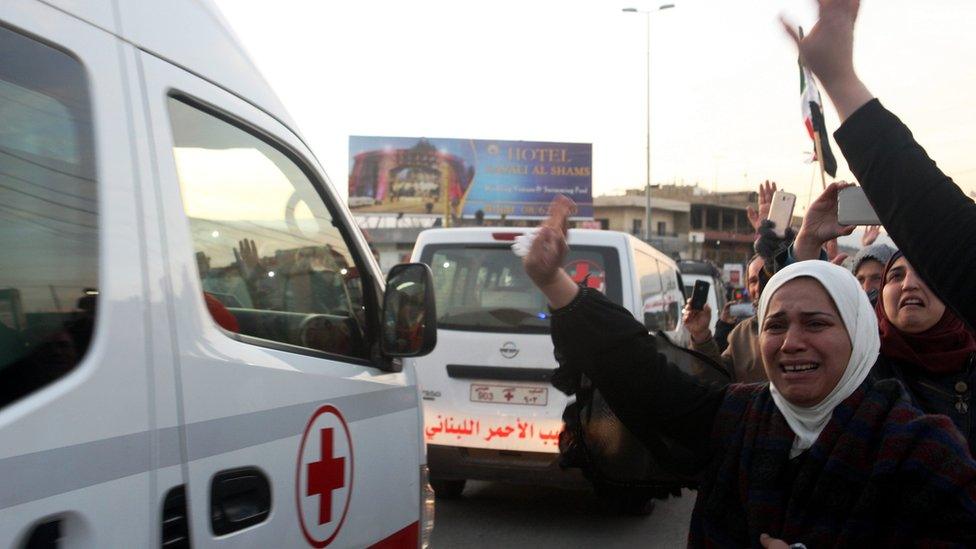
381, 263, 437, 357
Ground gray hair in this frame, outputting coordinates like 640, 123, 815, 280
851, 243, 897, 274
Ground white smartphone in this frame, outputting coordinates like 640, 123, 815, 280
767, 190, 797, 238
837, 186, 881, 225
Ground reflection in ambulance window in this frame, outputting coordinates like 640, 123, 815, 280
0, 26, 97, 408
167, 97, 369, 360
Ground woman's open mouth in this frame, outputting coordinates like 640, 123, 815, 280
899, 297, 925, 309
781, 363, 819, 373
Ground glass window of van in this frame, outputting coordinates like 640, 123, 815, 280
655, 259, 681, 331
0, 25, 97, 408
421, 244, 621, 334
636, 251, 673, 332
167, 97, 369, 360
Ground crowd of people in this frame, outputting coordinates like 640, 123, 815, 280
523, 0, 976, 545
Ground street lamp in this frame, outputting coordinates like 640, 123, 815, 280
622, 3, 675, 241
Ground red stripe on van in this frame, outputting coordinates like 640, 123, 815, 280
366, 521, 419, 549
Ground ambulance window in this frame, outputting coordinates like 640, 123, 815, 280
635, 251, 663, 297
656, 260, 681, 331
635, 251, 666, 331
0, 26, 97, 408
167, 97, 370, 361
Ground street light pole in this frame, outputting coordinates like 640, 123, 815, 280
643, 9, 652, 241
623, 4, 675, 242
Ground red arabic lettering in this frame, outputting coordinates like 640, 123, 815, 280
484, 425, 515, 442
426, 416, 484, 441
538, 428, 561, 445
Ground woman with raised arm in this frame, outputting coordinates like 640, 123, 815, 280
526, 200, 976, 547
785, 0, 976, 328
871, 251, 976, 453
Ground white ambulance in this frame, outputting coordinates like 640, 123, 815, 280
0, 1, 436, 547
409, 228, 685, 497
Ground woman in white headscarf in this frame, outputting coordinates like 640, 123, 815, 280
525, 206, 976, 546
758, 261, 880, 458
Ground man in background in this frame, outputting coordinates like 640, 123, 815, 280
682, 253, 767, 383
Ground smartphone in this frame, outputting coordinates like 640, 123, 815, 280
729, 302, 756, 319
690, 280, 710, 311
837, 186, 881, 225
767, 190, 797, 238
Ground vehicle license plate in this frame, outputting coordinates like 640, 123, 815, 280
469, 384, 548, 406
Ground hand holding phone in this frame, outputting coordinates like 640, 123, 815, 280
690, 280, 710, 311
837, 186, 881, 225
767, 191, 797, 238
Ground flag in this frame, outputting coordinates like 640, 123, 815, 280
798, 28, 838, 178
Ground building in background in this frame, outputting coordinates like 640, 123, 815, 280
594, 184, 803, 268
591, 192, 690, 257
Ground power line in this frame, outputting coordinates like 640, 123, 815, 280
0, 181, 97, 216
0, 148, 94, 183
0, 168, 97, 203
0, 209, 91, 241
0, 202, 97, 230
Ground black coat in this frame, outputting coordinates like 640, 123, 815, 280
835, 99, 976, 329
871, 353, 976, 457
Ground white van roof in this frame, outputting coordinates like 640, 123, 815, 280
415, 227, 633, 248
415, 228, 678, 266
73, 0, 301, 140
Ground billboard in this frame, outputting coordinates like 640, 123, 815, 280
348, 136, 592, 219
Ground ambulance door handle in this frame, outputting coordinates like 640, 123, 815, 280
24, 518, 61, 547
210, 468, 272, 536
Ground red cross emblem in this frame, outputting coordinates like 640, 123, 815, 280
296, 405, 353, 547
565, 259, 606, 293
307, 428, 345, 525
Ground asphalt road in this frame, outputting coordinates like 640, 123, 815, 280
429, 481, 696, 548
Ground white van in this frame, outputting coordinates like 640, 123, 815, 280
0, 2, 436, 547
408, 228, 685, 496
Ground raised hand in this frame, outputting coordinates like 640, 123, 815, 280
782, 0, 859, 85
525, 226, 568, 288
781, 0, 873, 121
234, 238, 261, 278
747, 180, 777, 232
524, 195, 576, 290
793, 182, 856, 261
824, 238, 839, 261
825, 239, 849, 264
861, 225, 881, 247
543, 194, 576, 237
719, 301, 737, 325
682, 300, 713, 344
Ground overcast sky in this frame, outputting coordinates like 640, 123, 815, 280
213, 0, 976, 214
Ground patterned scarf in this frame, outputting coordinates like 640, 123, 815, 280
688, 381, 976, 547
